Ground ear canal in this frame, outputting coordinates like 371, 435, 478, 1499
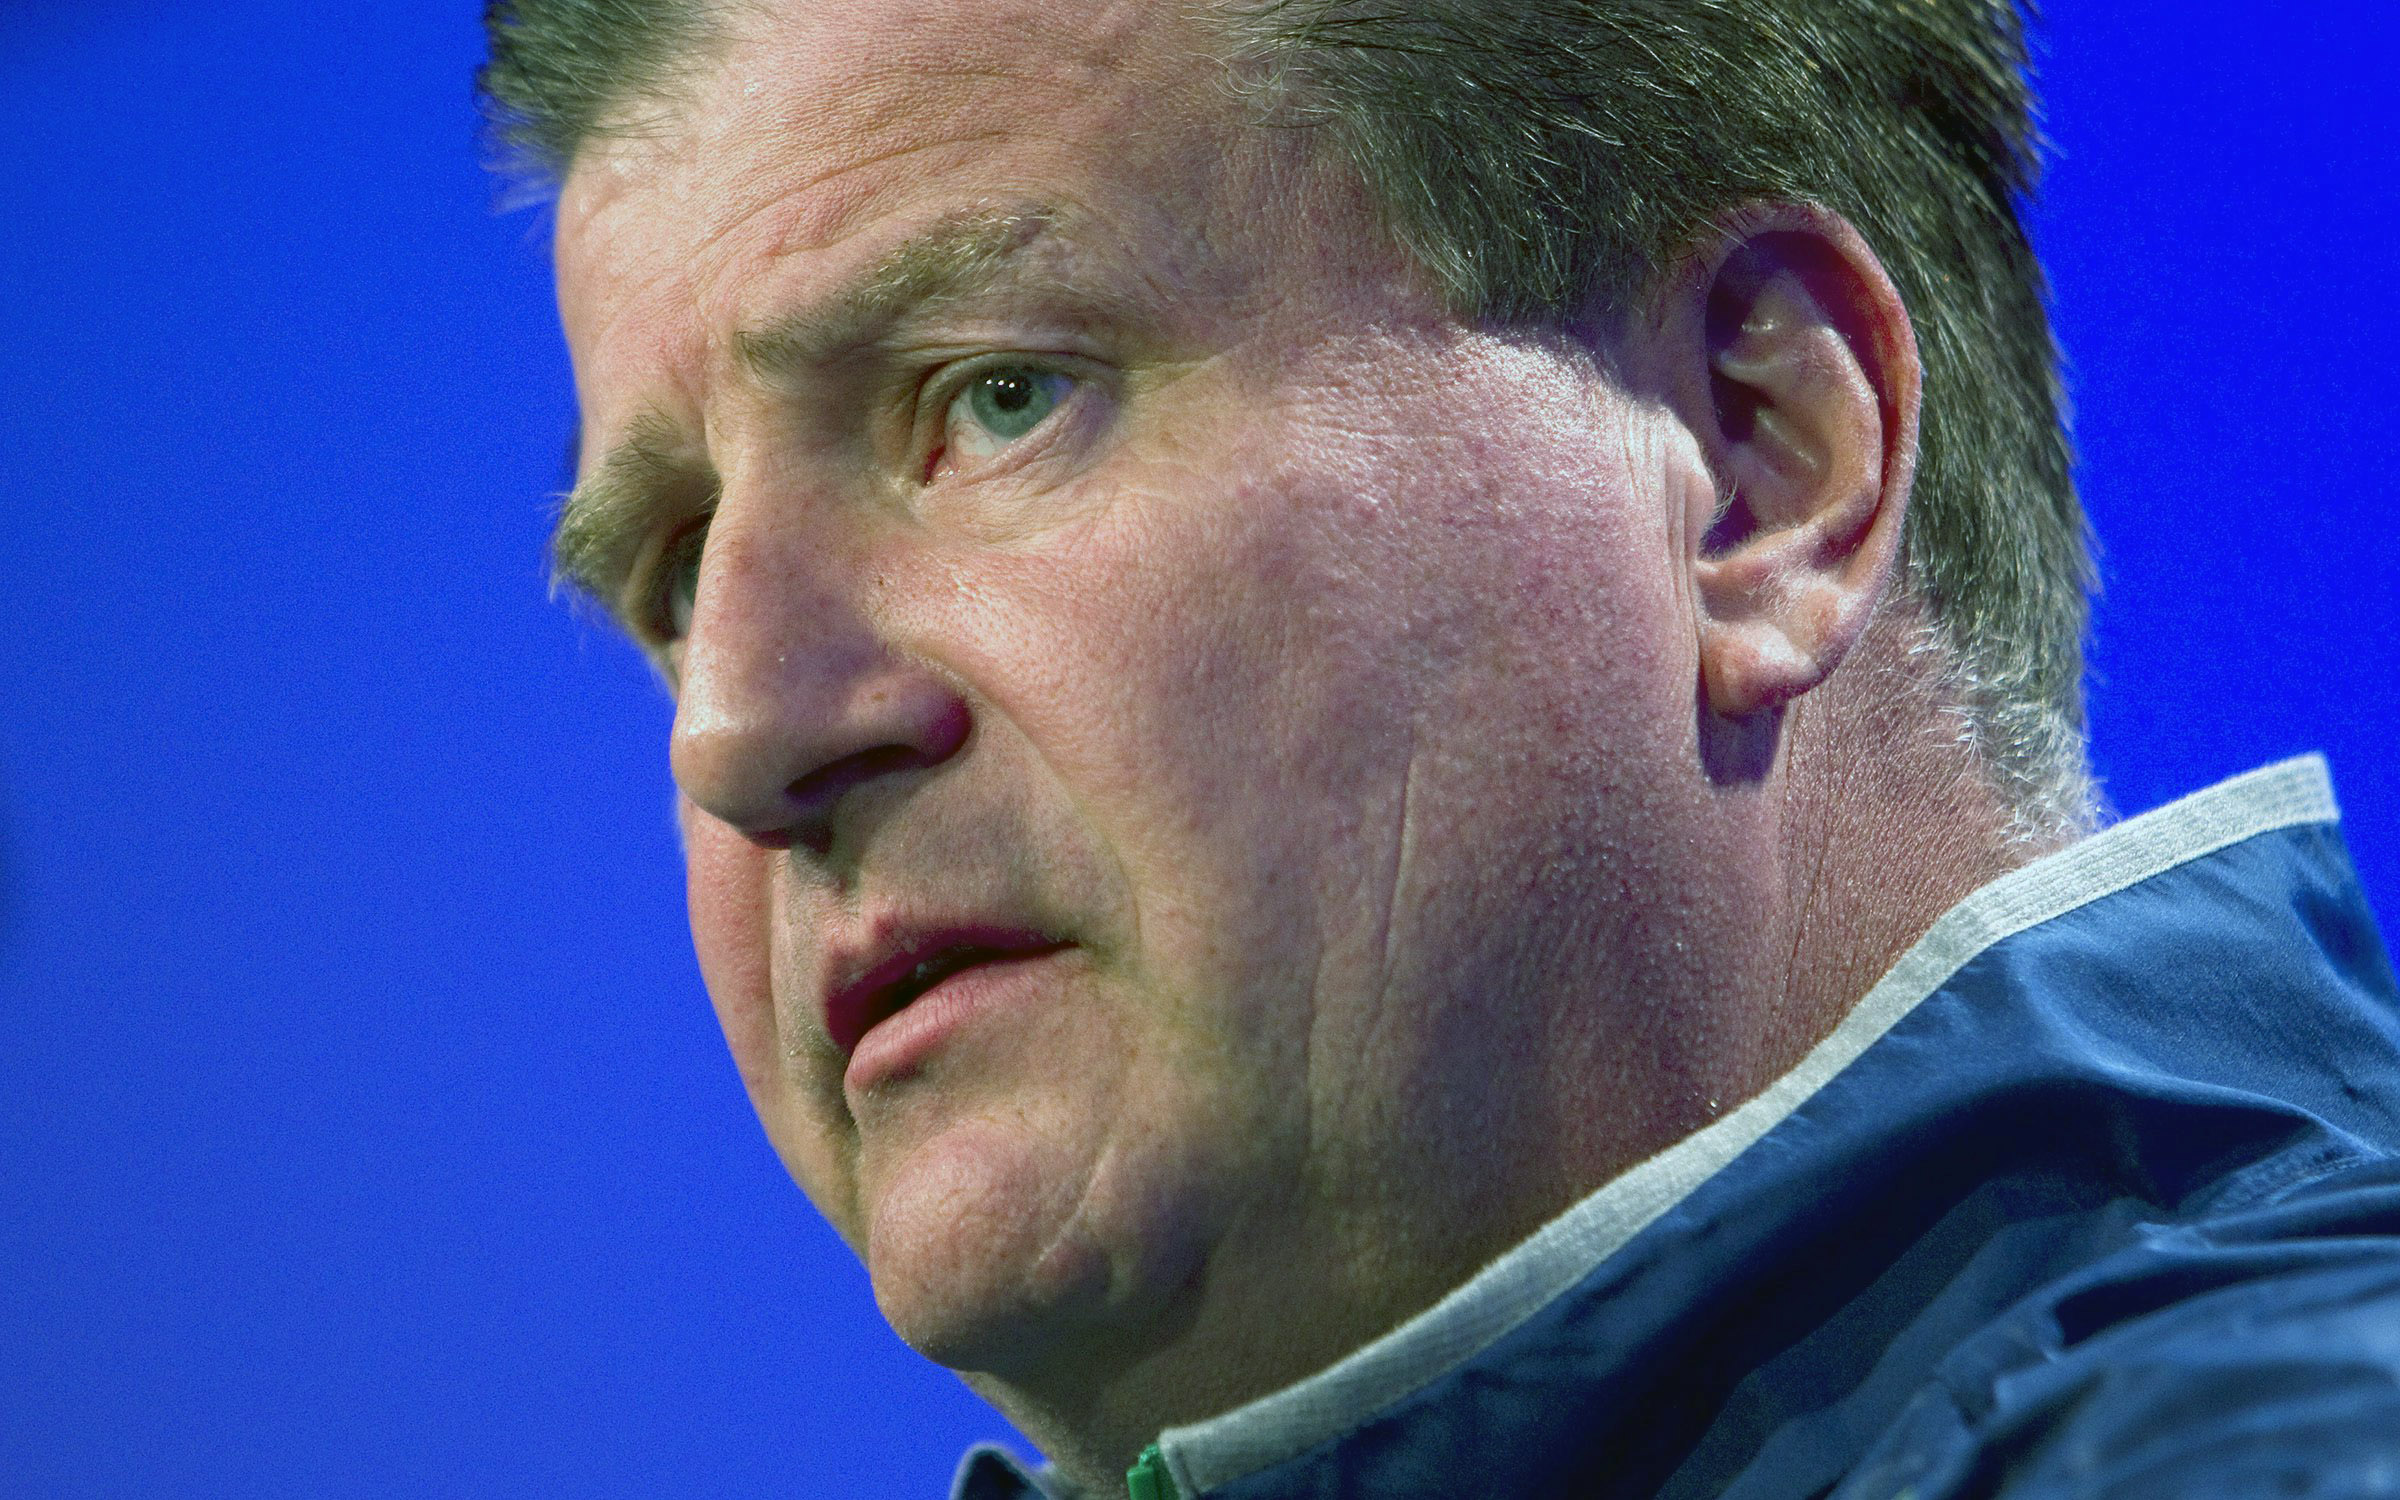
1709, 274, 1850, 519
1681, 219, 1917, 722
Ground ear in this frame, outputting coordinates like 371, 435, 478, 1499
1656, 206, 1922, 719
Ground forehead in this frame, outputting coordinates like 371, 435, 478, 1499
551, 0, 1257, 397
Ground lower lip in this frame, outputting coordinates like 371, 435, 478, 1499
842, 948, 1069, 1094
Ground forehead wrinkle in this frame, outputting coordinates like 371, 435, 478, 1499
551, 409, 715, 607
732, 204, 1064, 380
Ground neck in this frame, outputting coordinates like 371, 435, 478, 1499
1711, 606, 2061, 1103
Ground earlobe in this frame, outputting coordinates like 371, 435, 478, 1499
1664, 211, 1921, 720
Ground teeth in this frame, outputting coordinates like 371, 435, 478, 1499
899, 948, 985, 1002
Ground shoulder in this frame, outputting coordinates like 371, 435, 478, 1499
1853, 1160, 2400, 1499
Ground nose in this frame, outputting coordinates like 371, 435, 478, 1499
668, 513, 971, 855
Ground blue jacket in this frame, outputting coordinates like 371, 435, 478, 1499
956, 758, 2400, 1499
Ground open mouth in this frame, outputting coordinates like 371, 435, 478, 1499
825, 934, 1069, 1057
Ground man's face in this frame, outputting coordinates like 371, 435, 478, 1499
555, 0, 1706, 1396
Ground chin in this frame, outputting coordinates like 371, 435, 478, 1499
858, 1110, 1129, 1372
859, 1108, 1218, 1381
875, 1264, 1091, 1376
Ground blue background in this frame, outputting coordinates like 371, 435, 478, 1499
1, 4, 2393, 1495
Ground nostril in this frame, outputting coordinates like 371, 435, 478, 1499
788, 800, 836, 859
673, 658, 973, 855
785, 742, 947, 857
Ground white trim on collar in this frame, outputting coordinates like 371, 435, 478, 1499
1154, 756, 2341, 1496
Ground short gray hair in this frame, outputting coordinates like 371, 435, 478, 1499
481, 0, 2098, 836
1212, 0, 2096, 838
479, 0, 714, 183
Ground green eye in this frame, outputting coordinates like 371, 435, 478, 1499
946, 366, 1073, 463
967, 368, 1065, 438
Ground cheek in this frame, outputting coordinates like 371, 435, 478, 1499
683, 804, 778, 1085
684, 804, 870, 1237
1039, 492, 1401, 909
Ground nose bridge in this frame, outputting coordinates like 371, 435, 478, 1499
669, 489, 967, 847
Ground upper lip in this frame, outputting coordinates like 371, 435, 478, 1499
821, 921, 1069, 1057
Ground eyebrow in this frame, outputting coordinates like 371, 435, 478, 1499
549, 410, 709, 610
731, 205, 1060, 378
548, 205, 1067, 612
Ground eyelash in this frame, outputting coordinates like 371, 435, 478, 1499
639, 516, 710, 647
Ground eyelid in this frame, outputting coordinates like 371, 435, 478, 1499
914, 351, 1100, 482
626, 506, 714, 646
